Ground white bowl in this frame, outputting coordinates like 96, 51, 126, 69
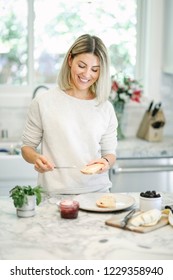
140, 195, 162, 211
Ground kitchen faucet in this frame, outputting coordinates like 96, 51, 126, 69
32, 85, 49, 99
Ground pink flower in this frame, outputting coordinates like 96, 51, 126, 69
110, 73, 143, 104
131, 89, 142, 103
111, 81, 119, 92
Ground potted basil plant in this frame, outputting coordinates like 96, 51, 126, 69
9, 185, 44, 218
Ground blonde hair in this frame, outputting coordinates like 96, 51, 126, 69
57, 34, 111, 103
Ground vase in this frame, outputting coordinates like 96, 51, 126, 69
113, 101, 125, 140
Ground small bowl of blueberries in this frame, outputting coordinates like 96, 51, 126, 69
139, 190, 162, 212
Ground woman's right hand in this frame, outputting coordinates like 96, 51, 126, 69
21, 146, 54, 173
34, 155, 54, 173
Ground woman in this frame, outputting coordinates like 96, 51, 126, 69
21, 34, 118, 194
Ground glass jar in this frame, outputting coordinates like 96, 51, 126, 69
59, 200, 79, 219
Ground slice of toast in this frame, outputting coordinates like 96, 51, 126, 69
96, 194, 116, 208
80, 163, 104, 175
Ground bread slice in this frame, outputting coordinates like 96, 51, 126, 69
80, 163, 104, 175
96, 194, 116, 208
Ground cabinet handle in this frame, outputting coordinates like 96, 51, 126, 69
112, 165, 173, 174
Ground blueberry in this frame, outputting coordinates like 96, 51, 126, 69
146, 191, 151, 196
140, 192, 145, 197
141, 190, 160, 198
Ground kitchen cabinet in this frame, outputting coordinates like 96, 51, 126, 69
0, 155, 37, 196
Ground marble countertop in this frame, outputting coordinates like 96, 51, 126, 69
1, 136, 173, 159
116, 136, 173, 158
1, 192, 173, 260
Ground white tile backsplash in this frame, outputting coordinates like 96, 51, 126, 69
0, 107, 28, 141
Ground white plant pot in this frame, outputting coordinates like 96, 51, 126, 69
17, 195, 36, 218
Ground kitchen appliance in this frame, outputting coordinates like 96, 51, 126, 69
110, 157, 173, 193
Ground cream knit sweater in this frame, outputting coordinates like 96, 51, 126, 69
22, 87, 118, 194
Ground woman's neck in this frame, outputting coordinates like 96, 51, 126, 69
66, 88, 95, 100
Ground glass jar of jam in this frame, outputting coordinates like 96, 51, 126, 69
59, 200, 79, 219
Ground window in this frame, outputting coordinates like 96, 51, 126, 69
0, 0, 137, 90
0, 0, 28, 85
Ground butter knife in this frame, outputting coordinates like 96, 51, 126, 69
54, 165, 77, 169
120, 209, 136, 228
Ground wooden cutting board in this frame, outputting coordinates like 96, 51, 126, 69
105, 216, 169, 233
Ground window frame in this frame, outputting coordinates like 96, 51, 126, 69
0, 0, 165, 104
136, 0, 164, 101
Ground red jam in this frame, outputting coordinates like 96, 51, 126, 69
59, 200, 79, 219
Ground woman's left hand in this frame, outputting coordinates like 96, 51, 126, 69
86, 158, 110, 174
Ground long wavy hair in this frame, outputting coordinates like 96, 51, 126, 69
57, 34, 111, 104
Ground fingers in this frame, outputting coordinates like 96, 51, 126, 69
86, 158, 109, 174
34, 156, 54, 173
97, 164, 107, 174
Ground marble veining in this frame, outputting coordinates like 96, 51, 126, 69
116, 136, 173, 158
0, 193, 173, 260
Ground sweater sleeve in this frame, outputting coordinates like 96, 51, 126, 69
22, 98, 43, 149
100, 101, 118, 156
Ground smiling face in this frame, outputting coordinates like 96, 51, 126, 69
68, 53, 100, 94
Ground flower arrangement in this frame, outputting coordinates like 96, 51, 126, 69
110, 73, 143, 140
110, 73, 143, 104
